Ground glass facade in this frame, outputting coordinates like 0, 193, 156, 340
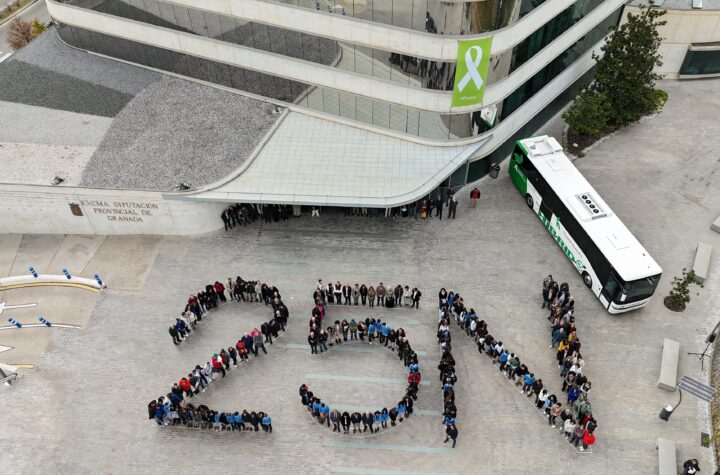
680, 47, 720, 77
508, 0, 604, 75
464, 67, 596, 183
67, 0, 608, 95
500, 6, 621, 121
272, 0, 547, 35
56, 4, 619, 141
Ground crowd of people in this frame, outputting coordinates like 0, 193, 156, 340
541, 275, 597, 450
171, 277, 283, 345
221, 203, 301, 230
220, 185, 482, 229
151, 282, 288, 431
437, 286, 597, 452
147, 401, 271, 433
437, 318, 459, 448
312, 280, 421, 309
302, 289, 422, 435
307, 296, 420, 356
299, 383, 417, 435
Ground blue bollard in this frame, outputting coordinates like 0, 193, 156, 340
62, 268, 71, 280
7, 317, 22, 329
38, 316, 52, 327
29, 266, 38, 278
94, 273, 103, 287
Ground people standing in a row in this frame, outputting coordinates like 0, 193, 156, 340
148, 399, 270, 433
222, 203, 297, 230
437, 310, 459, 448
313, 280, 421, 309
440, 287, 597, 452
300, 355, 420, 436
152, 290, 288, 429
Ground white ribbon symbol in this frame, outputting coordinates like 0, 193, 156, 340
457, 45, 484, 92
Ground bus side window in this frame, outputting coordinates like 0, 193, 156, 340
539, 200, 553, 220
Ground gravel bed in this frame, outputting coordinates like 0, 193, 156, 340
0, 100, 113, 146
0, 60, 133, 117
0, 142, 95, 186
80, 77, 281, 191
11, 29, 161, 96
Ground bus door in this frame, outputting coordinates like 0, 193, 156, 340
600, 270, 622, 308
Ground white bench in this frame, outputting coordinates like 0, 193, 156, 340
712, 215, 720, 233
657, 338, 680, 391
692, 242, 712, 284
656, 437, 677, 475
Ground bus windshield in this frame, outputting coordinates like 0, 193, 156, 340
616, 274, 661, 304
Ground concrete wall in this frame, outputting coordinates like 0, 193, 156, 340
0, 184, 224, 235
625, 5, 720, 79
47, 0, 624, 113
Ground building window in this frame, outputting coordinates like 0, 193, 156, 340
680, 47, 720, 77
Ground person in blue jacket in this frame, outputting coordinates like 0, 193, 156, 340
522, 373, 536, 395
373, 410, 382, 433
380, 323, 391, 346
261, 413, 272, 433
320, 403, 330, 427
380, 408, 389, 429
397, 400, 406, 422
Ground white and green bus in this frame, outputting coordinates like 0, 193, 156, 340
508, 135, 662, 314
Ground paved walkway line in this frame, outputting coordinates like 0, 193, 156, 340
305, 373, 431, 387
331, 404, 441, 417
330, 467, 458, 475
286, 343, 427, 356
323, 439, 453, 454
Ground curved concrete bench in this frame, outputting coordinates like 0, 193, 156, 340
656, 437, 677, 475
693, 242, 712, 284
0, 275, 106, 293
657, 338, 680, 391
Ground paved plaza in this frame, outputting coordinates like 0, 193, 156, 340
0, 78, 719, 474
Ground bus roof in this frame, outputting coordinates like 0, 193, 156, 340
518, 135, 662, 282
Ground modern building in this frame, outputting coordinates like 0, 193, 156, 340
628, 0, 720, 79
43, 0, 624, 204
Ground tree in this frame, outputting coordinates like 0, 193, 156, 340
5, 18, 32, 51
31, 18, 46, 37
563, 6, 667, 146
5, 17, 46, 51
664, 268, 703, 312
562, 89, 611, 140
591, 6, 667, 128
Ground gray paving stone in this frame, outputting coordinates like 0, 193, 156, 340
0, 79, 719, 474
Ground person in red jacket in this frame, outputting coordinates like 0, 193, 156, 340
179, 377, 193, 397
236, 340, 249, 362
214, 281, 226, 303
211, 353, 226, 378
470, 187, 481, 208
580, 429, 595, 452
408, 371, 421, 391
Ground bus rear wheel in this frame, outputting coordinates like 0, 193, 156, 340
582, 272, 592, 288
525, 194, 534, 208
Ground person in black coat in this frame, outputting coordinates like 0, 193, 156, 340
444, 424, 458, 447
340, 411, 351, 434
342, 284, 352, 305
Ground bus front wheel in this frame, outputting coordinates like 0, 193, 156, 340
525, 194, 534, 208
582, 272, 592, 288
